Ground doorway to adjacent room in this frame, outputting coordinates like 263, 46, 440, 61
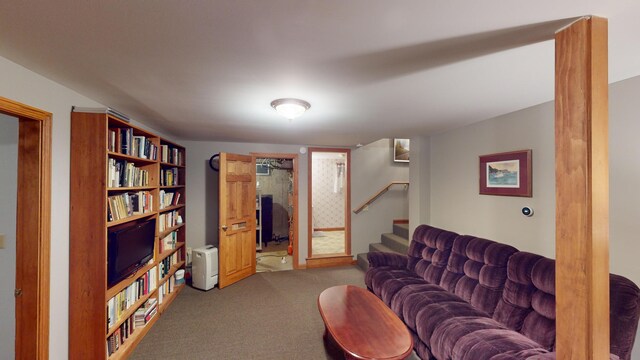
252, 153, 299, 272
307, 148, 352, 267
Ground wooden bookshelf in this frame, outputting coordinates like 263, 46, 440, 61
70, 112, 187, 360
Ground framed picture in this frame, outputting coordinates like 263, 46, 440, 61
479, 149, 532, 197
256, 163, 270, 176
394, 138, 410, 162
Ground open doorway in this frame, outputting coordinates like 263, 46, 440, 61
252, 153, 299, 272
307, 148, 352, 267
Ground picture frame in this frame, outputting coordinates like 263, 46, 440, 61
479, 149, 532, 197
256, 163, 270, 176
393, 138, 410, 163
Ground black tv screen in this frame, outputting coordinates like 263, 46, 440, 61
107, 218, 156, 287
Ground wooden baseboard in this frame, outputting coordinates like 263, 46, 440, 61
393, 219, 409, 224
305, 255, 354, 269
314, 227, 345, 232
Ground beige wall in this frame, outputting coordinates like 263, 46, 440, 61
429, 101, 556, 257
351, 139, 409, 256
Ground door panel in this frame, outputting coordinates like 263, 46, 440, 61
219, 153, 256, 288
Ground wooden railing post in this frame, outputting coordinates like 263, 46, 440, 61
555, 16, 609, 359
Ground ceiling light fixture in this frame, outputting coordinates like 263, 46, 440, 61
271, 98, 311, 120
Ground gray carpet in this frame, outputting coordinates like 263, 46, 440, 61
129, 266, 366, 360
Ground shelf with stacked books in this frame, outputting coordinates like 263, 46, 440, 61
70, 111, 187, 360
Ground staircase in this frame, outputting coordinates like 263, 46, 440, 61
357, 223, 410, 271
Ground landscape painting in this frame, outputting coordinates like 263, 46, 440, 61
394, 138, 410, 162
479, 150, 531, 197
486, 160, 519, 188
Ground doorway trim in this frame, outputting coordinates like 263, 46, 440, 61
0, 96, 51, 360
307, 147, 352, 264
251, 152, 300, 269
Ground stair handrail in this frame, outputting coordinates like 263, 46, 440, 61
353, 181, 409, 214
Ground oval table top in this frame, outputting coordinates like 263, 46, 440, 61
318, 285, 413, 360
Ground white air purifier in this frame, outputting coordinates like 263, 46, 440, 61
192, 245, 218, 291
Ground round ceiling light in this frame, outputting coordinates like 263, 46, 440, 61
270, 98, 311, 120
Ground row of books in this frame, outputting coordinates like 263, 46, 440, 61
106, 316, 134, 357
108, 158, 150, 188
158, 190, 181, 209
160, 144, 183, 166
108, 128, 158, 160
158, 274, 177, 305
107, 267, 158, 329
160, 167, 179, 186
158, 210, 180, 232
133, 298, 158, 328
107, 191, 154, 222
159, 231, 178, 253
159, 251, 180, 279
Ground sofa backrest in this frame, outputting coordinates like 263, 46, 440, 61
493, 251, 640, 360
407, 225, 458, 285
438, 235, 518, 316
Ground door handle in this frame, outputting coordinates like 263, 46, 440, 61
221, 225, 228, 231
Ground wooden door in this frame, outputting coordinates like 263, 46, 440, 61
219, 153, 256, 288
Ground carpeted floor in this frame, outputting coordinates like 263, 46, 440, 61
129, 266, 369, 360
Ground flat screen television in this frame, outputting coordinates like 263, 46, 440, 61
107, 218, 156, 287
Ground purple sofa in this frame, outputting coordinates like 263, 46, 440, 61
365, 225, 640, 360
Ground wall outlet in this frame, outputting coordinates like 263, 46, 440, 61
0, 234, 5, 249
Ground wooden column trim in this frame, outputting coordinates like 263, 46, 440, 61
555, 16, 609, 359
0, 96, 51, 360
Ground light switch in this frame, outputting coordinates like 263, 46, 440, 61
0, 234, 5, 249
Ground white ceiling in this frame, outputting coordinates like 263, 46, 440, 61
1, 1, 639, 146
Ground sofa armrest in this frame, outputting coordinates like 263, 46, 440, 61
367, 251, 408, 269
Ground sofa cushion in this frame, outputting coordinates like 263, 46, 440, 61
369, 268, 418, 299
390, 283, 445, 320
520, 258, 556, 350
451, 328, 549, 360
415, 300, 489, 346
493, 252, 545, 332
439, 235, 518, 316
402, 288, 467, 331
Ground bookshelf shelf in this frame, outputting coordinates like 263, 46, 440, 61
159, 260, 186, 285
160, 162, 186, 168
70, 112, 187, 360
105, 261, 157, 300
106, 290, 155, 338
158, 223, 185, 238
107, 313, 160, 360
158, 204, 184, 213
107, 186, 156, 192
158, 242, 186, 262
107, 151, 157, 165
107, 212, 157, 228
159, 185, 185, 189
159, 284, 185, 313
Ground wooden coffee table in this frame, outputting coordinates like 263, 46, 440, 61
317, 285, 413, 360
